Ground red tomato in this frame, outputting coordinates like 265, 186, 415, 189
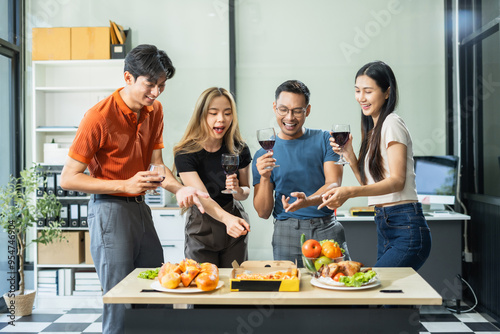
301, 239, 322, 258
333, 273, 345, 282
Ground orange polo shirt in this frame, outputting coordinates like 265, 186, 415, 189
68, 88, 164, 196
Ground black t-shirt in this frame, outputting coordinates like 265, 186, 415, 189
175, 143, 252, 207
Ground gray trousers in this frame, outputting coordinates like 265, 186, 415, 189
88, 195, 163, 334
273, 215, 350, 267
184, 200, 248, 268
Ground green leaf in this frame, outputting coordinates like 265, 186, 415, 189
0, 164, 67, 294
339, 270, 377, 287
138, 268, 160, 279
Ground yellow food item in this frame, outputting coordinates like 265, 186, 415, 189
160, 272, 181, 289
157, 259, 219, 291
236, 269, 298, 280
195, 263, 219, 291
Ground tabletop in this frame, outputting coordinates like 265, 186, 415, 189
103, 267, 442, 306
336, 210, 470, 221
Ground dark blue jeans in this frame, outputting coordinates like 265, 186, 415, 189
374, 202, 431, 271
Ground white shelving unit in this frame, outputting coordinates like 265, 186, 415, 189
35, 226, 101, 309
32, 60, 124, 309
32, 59, 124, 163
34, 196, 95, 309
37, 263, 96, 269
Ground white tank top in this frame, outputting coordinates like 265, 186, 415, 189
364, 113, 418, 206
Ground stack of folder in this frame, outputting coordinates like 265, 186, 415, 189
110, 20, 126, 45
109, 20, 131, 59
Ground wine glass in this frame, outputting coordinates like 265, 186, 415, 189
221, 154, 239, 194
331, 124, 350, 165
146, 164, 166, 195
257, 128, 279, 169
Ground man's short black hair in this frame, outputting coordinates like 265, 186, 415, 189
275, 80, 310, 105
124, 44, 175, 82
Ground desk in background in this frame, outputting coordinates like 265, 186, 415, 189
337, 211, 471, 303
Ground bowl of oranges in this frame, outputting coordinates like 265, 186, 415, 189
300, 234, 345, 274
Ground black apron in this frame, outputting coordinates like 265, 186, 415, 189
184, 200, 249, 267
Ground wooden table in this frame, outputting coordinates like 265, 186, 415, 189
338, 211, 470, 303
104, 267, 442, 334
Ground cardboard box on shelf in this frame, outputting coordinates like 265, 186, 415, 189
71, 27, 110, 60
38, 231, 85, 265
32, 27, 71, 60
230, 260, 300, 292
43, 142, 70, 165
84, 231, 93, 265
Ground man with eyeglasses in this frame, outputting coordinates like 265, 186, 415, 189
252, 80, 350, 266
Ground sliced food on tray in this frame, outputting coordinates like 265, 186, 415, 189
236, 268, 298, 280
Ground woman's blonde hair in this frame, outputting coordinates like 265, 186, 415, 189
173, 87, 245, 158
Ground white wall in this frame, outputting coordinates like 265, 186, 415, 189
236, 0, 445, 260
25, 0, 230, 169
25, 0, 445, 261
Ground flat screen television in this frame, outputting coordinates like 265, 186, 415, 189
414, 155, 459, 206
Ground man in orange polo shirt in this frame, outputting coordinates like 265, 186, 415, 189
60, 44, 208, 334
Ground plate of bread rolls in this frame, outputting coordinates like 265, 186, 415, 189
151, 259, 223, 293
150, 280, 224, 293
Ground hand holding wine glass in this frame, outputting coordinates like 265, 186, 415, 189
331, 124, 351, 165
221, 153, 239, 194
257, 127, 279, 169
146, 163, 166, 195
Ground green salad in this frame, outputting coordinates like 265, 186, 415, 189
339, 270, 377, 287
137, 268, 160, 279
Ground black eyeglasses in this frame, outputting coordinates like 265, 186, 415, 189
275, 105, 308, 116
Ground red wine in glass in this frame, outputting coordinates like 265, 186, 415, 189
332, 124, 350, 165
146, 164, 166, 195
332, 132, 349, 147
222, 164, 238, 175
258, 139, 275, 151
221, 154, 239, 194
257, 128, 279, 168
150, 176, 166, 185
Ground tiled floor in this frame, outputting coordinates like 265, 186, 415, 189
0, 305, 499, 333
0, 308, 102, 334
419, 305, 500, 333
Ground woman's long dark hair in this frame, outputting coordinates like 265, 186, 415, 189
357, 61, 398, 184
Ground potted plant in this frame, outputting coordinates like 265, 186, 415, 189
38, 192, 62, 228
0, 165, 65, 316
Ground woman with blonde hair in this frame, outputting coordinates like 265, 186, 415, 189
174, 87, 251, 267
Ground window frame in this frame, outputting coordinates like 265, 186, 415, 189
0, 0, 24, 175
0, 0, 24, 296
456, 0, 500, 198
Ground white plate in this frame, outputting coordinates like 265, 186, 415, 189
310, 276, 381, 290
316, 275, 379, 286
150, 280, 224, 293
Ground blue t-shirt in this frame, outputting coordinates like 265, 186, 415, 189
252, 128, 339, 220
